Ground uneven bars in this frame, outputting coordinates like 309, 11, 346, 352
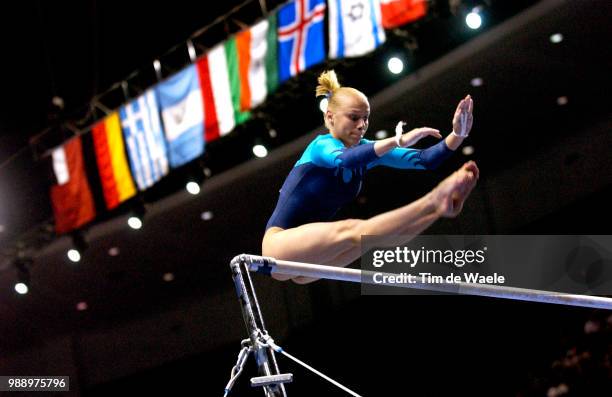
233, 254, 612, 310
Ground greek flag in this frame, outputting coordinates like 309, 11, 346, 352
120, 89, 169, 190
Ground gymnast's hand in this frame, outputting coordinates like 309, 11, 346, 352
394, 123, 442, 148
431, 161, 479, 218
452, 95, 474, 138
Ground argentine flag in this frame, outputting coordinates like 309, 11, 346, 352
156, 65, 205, 168
329, 0, 386, 59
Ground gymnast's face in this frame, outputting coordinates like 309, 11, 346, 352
327, 89, 370, 147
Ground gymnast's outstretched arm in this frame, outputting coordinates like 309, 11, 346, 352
369, 95, 475, 170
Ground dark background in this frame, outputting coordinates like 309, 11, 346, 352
0, 0, 610, 396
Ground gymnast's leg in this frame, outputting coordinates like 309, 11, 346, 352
262, 161, 479, 284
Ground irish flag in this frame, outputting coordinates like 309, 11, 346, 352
197, 15, 278, 142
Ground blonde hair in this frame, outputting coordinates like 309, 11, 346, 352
315, 70, 341, 98
316, 70, 368, 130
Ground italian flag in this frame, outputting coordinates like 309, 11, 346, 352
91, 112, 137, 210
197, 15, 278, 142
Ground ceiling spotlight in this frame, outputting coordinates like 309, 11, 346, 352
550, 33, 563, 44
51, 96, 65, 109
67, 249, 81, 263
387, 57, 404, 75
14, 258, 31, 295
128, 202, 146, 229
163, 272, 175, 282
108, 247, 120, 257
203, 167, 212, 178
375, 130, 388, 139
201, 211, 214, 221
127, 216, 143, 230
462, 145, 475, 156
186, 181, 201, 195
556, 96, 568, 106
15, 283, 29, 295
466, 8, 483, 30
76, 301, 88, 311
470, 77, 483, 87
268, 128, 277, 138
253, 144, 268, 158
319, 98, 328, 113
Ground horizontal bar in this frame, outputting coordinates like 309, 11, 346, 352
235, 254, 612, 310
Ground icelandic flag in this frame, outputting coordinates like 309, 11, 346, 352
120, 89, 169, 191
329, 0, 386, 59
156, 65, 205, 168
277, 0, 326, 82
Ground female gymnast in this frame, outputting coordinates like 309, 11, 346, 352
263, 70, 478, 284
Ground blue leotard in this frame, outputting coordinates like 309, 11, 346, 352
266, 133, 454, 230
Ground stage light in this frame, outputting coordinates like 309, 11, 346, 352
15, 282, 28, 294
127, 216, 143, 230
253, 144, 268, 158
14, 256, 32, 294
201, 211, 214, 221
375, 130, 388, 139
387, 57, 404, 74
186, 181, 201, 195
466, 8, 482, 30
462, 146, 475, 156
128, 202, 146, 229
67, 249, 81, 262
470, 77, 483, 87
550, 33, 563, 44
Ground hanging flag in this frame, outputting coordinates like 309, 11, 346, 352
50, 136, 96, 234
91, 112, 137, 210
196, 44, 236, 142
277, 0, 326, 82
225, 37, 252, 125
233, 16, 279, 111
380, 0, 427, 29
196, 56, 219, 143
119, 89, 169, 191
265, 14, 279, 99
219, 15, 280, 124
329, 0, 386, 59
156, 64, 205, 168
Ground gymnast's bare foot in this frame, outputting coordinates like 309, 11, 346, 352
430, 161, 479, 217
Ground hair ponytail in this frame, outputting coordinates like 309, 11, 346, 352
315, 70, 341, 98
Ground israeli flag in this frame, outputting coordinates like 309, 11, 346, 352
329, 0, 386, 59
